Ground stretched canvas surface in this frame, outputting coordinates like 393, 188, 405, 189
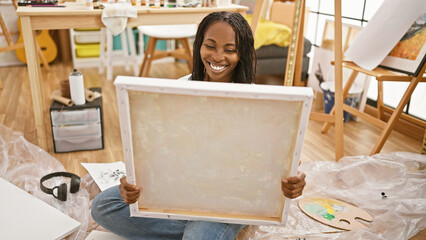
115, 76, 313, 225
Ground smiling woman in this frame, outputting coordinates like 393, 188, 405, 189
91, 11, 307, 240
191, 11, 256, 84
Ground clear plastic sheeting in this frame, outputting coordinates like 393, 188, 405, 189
237, 152, 426, 240
0, 124, 91, 240
1, 123, 425, 239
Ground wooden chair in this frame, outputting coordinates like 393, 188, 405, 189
137, 24, 197, 77
321, 61, 426, 155
0, 4, 50, 89
0, 13, 24, 89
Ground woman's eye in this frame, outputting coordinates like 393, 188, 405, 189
204, 44, 215, 49
225, 49, 236, 53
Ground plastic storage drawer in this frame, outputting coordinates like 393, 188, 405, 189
52, 123, 101, 138
50, 108, 100, 125
75, 43, 100, 58
53, 134, 103, 153
74, 31, 101, 44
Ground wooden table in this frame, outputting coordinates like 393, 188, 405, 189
16, 5, 248, 150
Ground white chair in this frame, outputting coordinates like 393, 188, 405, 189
137, 24, 197, 77
99, 27, 138, 81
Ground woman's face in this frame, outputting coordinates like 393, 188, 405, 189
200, 21, 239, 83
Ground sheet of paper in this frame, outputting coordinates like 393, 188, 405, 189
81, 162, 126, 191
345, 0, 426, 70
0, 177, 80, 240
85, 230, 126, 240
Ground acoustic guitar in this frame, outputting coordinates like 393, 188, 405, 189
15, 19, 58, 64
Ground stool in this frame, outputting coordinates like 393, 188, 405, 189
137, 24, 197, 77
99, 27, 138, 81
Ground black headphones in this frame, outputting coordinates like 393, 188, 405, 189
40, 172, 81, 201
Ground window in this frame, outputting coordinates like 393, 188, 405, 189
305, 0, 425, 121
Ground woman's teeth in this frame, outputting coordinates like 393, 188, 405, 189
210, 63, 226, 71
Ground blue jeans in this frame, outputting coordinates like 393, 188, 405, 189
91, 186, 246, 240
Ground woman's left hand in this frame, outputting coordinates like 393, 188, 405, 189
281, 171, 306, 199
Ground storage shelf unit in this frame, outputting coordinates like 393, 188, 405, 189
49, 88, 104, 153
70, 28, 103, 69
70, 28, 144, 70
69, 28, 180, 70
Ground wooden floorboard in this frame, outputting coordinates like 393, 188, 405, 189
0, 61, 424, 239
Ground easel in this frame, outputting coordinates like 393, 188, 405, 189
321, 61, 426, 155
310, 1, 425, 160
249, 0, 307, 87
250, 0, 346, 161
308, 0, 345, 161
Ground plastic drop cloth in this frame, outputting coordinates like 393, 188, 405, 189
1, 124, 425, 239
0, 124, 96, 240
237, 152, 426, 240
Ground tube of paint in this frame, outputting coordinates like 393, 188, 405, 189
69, 69, 86, 105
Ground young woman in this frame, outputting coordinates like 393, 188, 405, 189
92, 11, 306, 240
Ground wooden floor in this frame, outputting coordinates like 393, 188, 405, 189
0, 60, 424, 239
0, 60, 422, 175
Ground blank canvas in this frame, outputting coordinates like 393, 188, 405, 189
0, 177, 80, 240
115, 76, 313, 225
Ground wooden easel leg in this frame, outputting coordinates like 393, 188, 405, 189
370, 77, 420, 155
321, 70, 359, 133
334, 0, 344, 161
250, 0, 264, 35
377, 81, 383, 120
293, 2, 306, 87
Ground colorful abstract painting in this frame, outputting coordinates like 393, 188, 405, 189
388, 14, 426, 60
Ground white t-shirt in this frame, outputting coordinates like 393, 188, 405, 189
177, 74, 191, 81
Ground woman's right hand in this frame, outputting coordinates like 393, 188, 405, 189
119, 176, 142, 204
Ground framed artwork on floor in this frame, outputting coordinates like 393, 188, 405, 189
115, 76, 313, 226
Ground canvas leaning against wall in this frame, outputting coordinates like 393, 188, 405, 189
115, 76, 313, 226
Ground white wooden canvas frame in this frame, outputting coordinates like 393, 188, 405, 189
115, 76, 313, 225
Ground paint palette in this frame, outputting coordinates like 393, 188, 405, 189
298, 197, 373, 231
